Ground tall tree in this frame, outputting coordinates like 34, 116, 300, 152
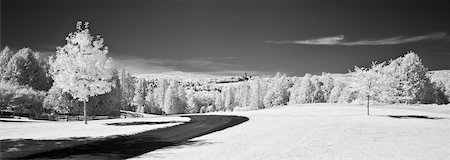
120, 68, 135, 110
163, 80, 186, 114
381, 52, 428, 103
154, 79, 168, 109
133, 78, 147, 112
49, 21, 115, 124
264, 73, 289, 107
297, 74, 315, 103
250, 78, 265, 109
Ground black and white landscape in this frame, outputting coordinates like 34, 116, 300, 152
1, 0, 449, 159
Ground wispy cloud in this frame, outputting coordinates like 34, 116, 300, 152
193, 57, 238, 60
267, 32, 448, 46
113, 56, 253, 76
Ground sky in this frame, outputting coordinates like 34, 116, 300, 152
1, 0, 450, 76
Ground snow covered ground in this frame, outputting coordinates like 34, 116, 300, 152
132, 104, 450, 160
0, 116, 190, 140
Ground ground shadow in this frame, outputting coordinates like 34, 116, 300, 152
384, 115, 445, 120
2, 115, 248, 160
0, 120, 34, 123
0, 137, 96, 159
106, 121, 185, 126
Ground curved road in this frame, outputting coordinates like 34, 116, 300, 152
11, 115, 249, 160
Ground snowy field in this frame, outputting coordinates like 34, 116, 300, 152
0, 116, 190, 140
133, 104, 450, 160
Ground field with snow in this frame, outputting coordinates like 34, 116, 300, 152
133, 104, 450, 160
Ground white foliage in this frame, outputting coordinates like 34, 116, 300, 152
351, 62, 386, 104
50, 21, 115, 102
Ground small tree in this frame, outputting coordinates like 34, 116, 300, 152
50, 22, 115, 124
351, 62, 385, 116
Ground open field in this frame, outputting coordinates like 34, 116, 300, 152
134, 104, 450, 160
1, 104, 449, 160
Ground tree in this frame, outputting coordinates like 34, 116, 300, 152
163, 80, 186, 114
0, 81, 46, 118
223, 86, 235, 111
43, 86, 79, 114
2, 48, 52, 91
133, 78, 147, 113
351, 62, 385, 116
49, 21, 115, 124
214, 90, 225, 111
0, 46, 15, 79
296, 74, 315, 103
249, 78, 265, 109
264, 73, 289, 107
318, 73, 334, 102
155, 78, 168, 110
186, 89, 199, 113
329, 81, 345, 103
120, 68, 136, 110
381, 52, 428, 104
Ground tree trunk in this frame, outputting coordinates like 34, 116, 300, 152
84, 101, 87, 124
367, 95, 370, 116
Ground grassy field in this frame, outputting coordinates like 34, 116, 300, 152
133, 103, 450, 160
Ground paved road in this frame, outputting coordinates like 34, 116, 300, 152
9, 115, 248, 160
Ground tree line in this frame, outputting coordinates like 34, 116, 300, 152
1, 22, 448, 120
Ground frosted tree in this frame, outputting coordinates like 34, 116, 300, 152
297, 74, 315, 103
144, 85, 160, 114
249, 78, 264, 109
186, 89, 199, 113
154, 78, 168, 109
318, 73, 335, 102
329, 81, 345, 103
223, 86, 235, 111
214, 90, 225, 111
234, 83, 250, 107
288, 78, 302, 104
311, 76, 325, 103
133, 78, 147, 113
351, 62, 385, 115
49, 21, 115, 124
381, 52, 428, 104
163, 80, 186, 114
264, 73, 289, 107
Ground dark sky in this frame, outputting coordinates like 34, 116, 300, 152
2, 0, 449, 76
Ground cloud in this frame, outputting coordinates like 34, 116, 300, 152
267, 32, 448, 46
267, 35, 345, 45
192, 57, 238, 60
113, 56, 253, 76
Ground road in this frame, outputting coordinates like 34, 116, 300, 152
7, 115, 248, 160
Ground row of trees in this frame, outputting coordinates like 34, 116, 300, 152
1, 22, 448, 120
125, 52, 448, 115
